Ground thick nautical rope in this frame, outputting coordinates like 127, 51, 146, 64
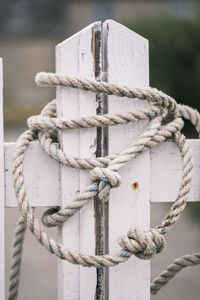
151, 253, 200, 295
9, 71, 199, 300
8, 217, 26, 300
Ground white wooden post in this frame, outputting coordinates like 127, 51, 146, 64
0, 58, 5, 300
55, 20, 150, 299
3, 19, 200, 300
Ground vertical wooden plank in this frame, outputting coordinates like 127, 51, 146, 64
78, 23, 102, 300
56, 23, 102, 300
0, 58, 5, 300
103, 20, 150, 300
56, 30, 81, 300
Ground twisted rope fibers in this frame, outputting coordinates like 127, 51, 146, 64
8, 71, 200, 299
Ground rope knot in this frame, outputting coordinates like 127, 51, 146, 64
90, 167, 121, 202
90, 167, 121, 188
118, 228, 166, 260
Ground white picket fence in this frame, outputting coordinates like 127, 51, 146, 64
0, 19, 200, 300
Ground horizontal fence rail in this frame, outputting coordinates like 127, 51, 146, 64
5, 140, 200, 208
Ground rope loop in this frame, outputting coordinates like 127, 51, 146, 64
89, 167, 121, 202
90, 167, 121, 188
41, 207, 60, 227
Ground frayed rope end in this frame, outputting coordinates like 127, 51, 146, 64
35, 72, 53, 87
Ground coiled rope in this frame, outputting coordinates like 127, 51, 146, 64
8, 71, 200, 299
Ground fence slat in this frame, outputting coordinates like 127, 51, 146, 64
0, 58, 4, 300
56, 22, 102, 300
56, 29, 80, 300
103, 20, 151, 300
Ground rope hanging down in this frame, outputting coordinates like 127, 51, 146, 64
8, 71, 200, 299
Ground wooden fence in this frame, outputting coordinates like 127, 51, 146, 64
0, 20, 200, 300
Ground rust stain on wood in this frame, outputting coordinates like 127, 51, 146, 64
132, 181, 139, 191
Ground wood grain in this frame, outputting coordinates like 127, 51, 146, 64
78, 23, 101, 300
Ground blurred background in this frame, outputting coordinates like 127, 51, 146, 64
1, 0, 200, 299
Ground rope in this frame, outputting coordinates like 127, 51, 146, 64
8, 217, 26, 300
151, 253, 200, 295
8, 71, 200, 299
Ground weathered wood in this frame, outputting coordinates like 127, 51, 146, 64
0, 58, 4, 300
78, 23, 102, 300
104, 20, 150, 300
